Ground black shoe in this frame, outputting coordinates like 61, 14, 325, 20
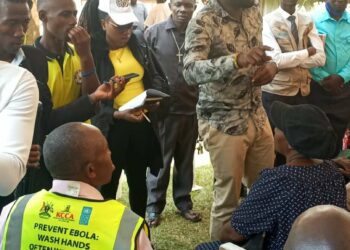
177, 210, 202, 222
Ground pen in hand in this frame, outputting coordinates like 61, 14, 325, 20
141, 111, 151, 123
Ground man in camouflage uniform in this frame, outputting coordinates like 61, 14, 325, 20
183, 0, 278, 240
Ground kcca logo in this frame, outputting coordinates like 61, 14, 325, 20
54, 205, 75, 223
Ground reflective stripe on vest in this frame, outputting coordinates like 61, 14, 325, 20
2, 190, 146, 250
3, 194, 35, 249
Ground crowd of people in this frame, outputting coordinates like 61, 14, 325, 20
0, 0, 350, 249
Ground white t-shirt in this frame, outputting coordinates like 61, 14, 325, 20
0, 60, 38, 196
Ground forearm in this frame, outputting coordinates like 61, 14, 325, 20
310, 67, 330, 82
80, 54, 100, 95
183, 55, 237, 86
0, 156, 25, 196
273, 50, 309, 70
136, 230, 153, 250
220, 221, 246, 242
338, 63, 350, 84
0, 71, 38, 195
301, 23, 326, 68
47, 95, 96, 132
299, 49, 326, 68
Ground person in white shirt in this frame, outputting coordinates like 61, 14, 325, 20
261, 0, 325, 165
0, 122, 152, 250
0, 61, 38, 196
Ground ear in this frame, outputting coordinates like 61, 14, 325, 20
38, 10, 47, 22
168, 2, 171, 9
101, 19, 107, 31
85, 163, 97, 179
194, 4, 197, 11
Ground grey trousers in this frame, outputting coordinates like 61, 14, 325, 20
146, 114, 198, 214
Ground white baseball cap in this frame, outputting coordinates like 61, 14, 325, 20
98, 0, 138, 26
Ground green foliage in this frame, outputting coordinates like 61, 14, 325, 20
120, 165, 214, 250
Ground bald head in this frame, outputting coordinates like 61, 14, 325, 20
43, 122, 107, 180
284, 205, 350, 250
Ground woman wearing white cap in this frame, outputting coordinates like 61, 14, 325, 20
79, 0, 169, 218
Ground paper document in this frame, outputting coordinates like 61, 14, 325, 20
119, 89, 169, 111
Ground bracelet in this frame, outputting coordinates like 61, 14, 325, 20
232, 53, 240, 69
80, 68, 96, 78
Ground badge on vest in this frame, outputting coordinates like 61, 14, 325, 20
39, 202, 54, 219
74, 70, 83, 85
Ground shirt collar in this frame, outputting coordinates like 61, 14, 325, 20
319, 7, 350, 23
165, 16, 177, 31
11, 48, 25, 66
50, 180, 104, 200
278, 6, 297, 20
208, 0, 232, 19
34, 36, 74, 61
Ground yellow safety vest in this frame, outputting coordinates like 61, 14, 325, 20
47, 45, 81, 109
2, 190, 148, 250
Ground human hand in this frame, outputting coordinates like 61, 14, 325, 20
321, 74, 344, 95
27, 144, 41, 169
333, 158, 350, 177
143, 101, 160, 112
110, 75, 127, 96
252, 62, 278, 86
89, 77, 126, 103
68, 26, 91, 58
237, 46, 273, 68
113, 109, 145, 123
307, 47, 316, 56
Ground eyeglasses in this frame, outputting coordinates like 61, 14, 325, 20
108, 21, 133, 32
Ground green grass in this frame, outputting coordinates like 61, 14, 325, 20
119, 165, 213, 250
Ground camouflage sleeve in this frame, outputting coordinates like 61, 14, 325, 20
183, 15, 237, 86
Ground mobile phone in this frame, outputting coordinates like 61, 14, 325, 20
122, 73, 139, 82
104, 73, 139, 84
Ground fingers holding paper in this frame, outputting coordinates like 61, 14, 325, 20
113, 109, 145, 123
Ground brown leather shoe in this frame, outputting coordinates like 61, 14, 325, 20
146, 212, 161, 227
177, 210, 202, 222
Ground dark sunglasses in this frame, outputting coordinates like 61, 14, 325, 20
108, 21, 133, 32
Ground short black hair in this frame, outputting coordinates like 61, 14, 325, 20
0, 0, 28, 17
43, 123, 92, 179
0, 0, 28, 9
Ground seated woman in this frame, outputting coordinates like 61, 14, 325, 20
79, 0, 168, 218
196, 101, 347, 250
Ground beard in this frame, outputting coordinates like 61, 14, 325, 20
234, 0, 255, 8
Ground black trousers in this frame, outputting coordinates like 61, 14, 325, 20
306, 80, 350, 155
146, 114, 198, 214
101, 119, 158, 218
262, 91, 307, 166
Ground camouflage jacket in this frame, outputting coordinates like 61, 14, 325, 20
183, 0, 268, 135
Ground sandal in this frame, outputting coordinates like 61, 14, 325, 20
146, 212, 161, 227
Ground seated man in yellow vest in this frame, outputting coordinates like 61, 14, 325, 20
0, 122, 152, 250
